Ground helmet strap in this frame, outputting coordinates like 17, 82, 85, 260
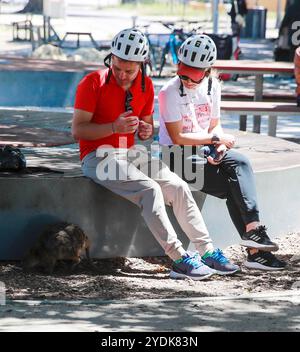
104, 53, 112, 68
105, 68, 113, 85
179, 79, 186, 97
104, 53, 113, 84
141, 63, 146, 92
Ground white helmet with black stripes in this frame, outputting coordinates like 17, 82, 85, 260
178, 34, 217, 68
111, 28, 149, 62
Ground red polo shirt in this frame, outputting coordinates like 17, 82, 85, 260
74, 68, 154, 160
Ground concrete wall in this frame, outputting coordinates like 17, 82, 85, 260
199, 166, 300, 250
1, 165, 300, 260
0, 176, 206, 260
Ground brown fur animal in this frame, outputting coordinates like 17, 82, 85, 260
23, 222, 90, 274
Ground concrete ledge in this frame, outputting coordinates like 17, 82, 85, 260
1, 128, 300, 260
0, 175, 205, 260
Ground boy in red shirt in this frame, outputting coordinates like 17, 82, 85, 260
72, 28, 239, 280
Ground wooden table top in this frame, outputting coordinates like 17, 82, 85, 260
214, 60, 294, 74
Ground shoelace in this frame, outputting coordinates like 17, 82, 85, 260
210, 249, 229, 264
183, 253, 202, 269
255, 225, 268, 238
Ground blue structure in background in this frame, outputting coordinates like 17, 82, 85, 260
241, 7, 268, 39
0, 71, 85, 107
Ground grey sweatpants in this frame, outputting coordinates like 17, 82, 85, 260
81, 149, 213, 261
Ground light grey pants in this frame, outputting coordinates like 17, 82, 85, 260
82, 149, 213, 261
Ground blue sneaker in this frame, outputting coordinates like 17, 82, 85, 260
170, 252, 215, 280
202, 249, 240, 275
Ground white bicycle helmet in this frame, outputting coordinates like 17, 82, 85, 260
111, 28, 149, 62
178, 34, 217, 68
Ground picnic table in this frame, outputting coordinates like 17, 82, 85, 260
214, 60, 295, 133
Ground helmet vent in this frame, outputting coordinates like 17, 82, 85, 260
125, 45, 131, 55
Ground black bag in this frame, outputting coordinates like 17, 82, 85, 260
0, 145, 26, 171
274, 46, 294, 62
205, 33, 233, 60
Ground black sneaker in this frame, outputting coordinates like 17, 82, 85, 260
244, 250, 287, 271
240, 225, 279, 252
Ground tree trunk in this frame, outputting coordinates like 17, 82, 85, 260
18, 0, 43, 14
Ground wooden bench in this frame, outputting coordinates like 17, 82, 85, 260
215, 60, 295, 133
221, 101, 300, 137
221, 92, 296, 102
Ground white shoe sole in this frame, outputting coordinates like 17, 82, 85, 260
240, 240, 279, 252
244, 261, 285, 271
169, 270, 215, 281
214, 268, 240, 275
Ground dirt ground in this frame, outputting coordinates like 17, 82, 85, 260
0, 233, 299, 301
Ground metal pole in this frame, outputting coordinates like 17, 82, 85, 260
253, 75, 263, 134
43, 15, 47, 43
132, 16, 137, 27
170, 0, 174, 15
212, 0, 219, 34
276, 0, 282, 29
182, 0, 186, 20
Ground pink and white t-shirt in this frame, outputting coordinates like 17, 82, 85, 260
158, 76, 221, 145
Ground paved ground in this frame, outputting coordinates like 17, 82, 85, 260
0, 124, 74, 147
0, 291, 299, 332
